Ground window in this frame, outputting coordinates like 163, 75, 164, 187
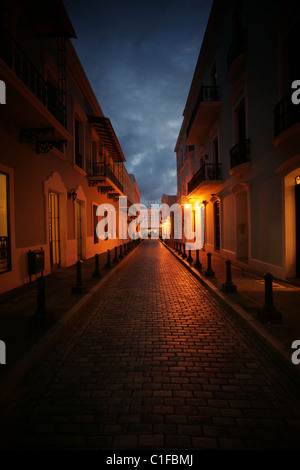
232, 0, 243, 40
73, 100, 86, 171
213, 136, 219, 165
93, 204, 99, 244
0, 172, 11, 273
74, 119, 83, 168
237, 101, 246, 143
210, 62, 217, 88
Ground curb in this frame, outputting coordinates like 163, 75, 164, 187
161, 241, 300, 388
0, 241, 143, 408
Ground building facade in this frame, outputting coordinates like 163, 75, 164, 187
0, 0, 140, 294
174, 0, 300, 281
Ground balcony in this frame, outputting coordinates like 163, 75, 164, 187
226, 30, 247, 83
186, 86, 221, 146
87, 161, 124, 195
229, 139, 250, 170
188, 163, 222, 195
0, 29, 71, 148
273, 93, 300, 150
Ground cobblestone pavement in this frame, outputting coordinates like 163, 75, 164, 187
1, 240, 300, 450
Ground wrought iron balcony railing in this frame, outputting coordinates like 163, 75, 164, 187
229, 139, 250, 169
88, 161, 124, 193
274, 93, 300, 137
188, 163, 222, 194
0, 29, 66, 127
186, 85, 220, 138
227, 29, 247, 68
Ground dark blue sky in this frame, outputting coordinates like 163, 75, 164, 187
64, 0, 213, 205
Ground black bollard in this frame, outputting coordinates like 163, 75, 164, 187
72, 260, 84, 293
182, 243, 187, 259
259, 273, 282, 324
187, 248, 193, 263
204, 253, 215, 277
113, 246, 118, 263
30, 275, 48, 327
105, 249, 112, 269
119, 244, 123, 259
194, 249, 202, 270
92, 253, 101, 278
222, 259, 237, 292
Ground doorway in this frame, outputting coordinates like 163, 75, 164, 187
236, 191, 248, 260
49, 192, 60, 268
214, 200, 220, 251
76, 200, 83, 259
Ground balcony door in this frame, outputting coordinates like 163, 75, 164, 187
49, 192, 60, 268
238, 103, 246, 143
0, 172, 11, 273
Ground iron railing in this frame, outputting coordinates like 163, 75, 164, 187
229, 139, 250, 169
274, 93, 300, 137
188, 163, 222, 194
0, 29, 66, 127
227, 29, 247, 68
88, 161, 124, 193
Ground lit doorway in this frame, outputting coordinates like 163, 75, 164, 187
0, 172, 11, 272
49, 192, 60, 268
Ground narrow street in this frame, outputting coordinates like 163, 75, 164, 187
1, 240, 300, 450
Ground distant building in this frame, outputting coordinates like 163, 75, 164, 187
174, 0, 300, 281
161, 194, 177, 239
0, 0, 140, 294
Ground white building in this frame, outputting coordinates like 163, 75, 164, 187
175, 0, 300, 281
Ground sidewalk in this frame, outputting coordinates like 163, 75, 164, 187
0, 241, 141, 397
162, 240, 300, 375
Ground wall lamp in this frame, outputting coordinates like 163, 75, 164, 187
295, 176, 300, 185
68, 188, 78, 201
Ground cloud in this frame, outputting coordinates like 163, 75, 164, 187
64, 0, 213, 204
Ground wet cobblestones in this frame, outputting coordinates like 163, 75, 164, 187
1, 240, 300, 450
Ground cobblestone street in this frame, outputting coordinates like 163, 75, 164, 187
1, 240, 300, 450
